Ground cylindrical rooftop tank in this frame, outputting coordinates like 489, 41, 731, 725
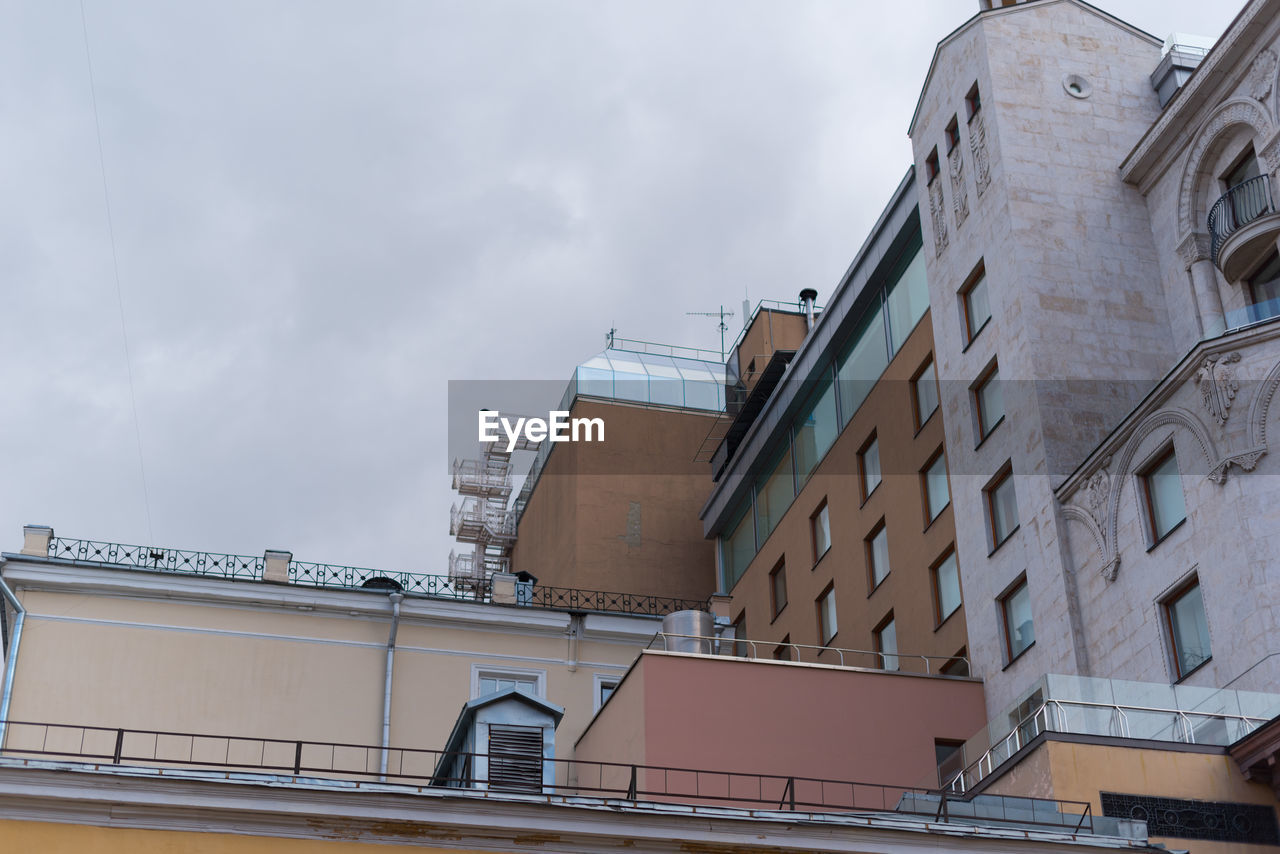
661, 610, 715, 654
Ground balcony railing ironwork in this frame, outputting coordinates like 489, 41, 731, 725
41, 537, 706, 618
0, 719, 1095, 832
1209, 174, 1276, 267
649, 632, 970, 675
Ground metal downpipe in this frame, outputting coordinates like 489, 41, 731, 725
0, 560, 26, 751
379, 592, 403, 780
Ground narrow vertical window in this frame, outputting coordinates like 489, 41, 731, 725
961, 262, 991, 344
731, 611, 748, 657
945, 116, 960, 153
874, 613, 899, 671
923, 450, 950, 523
932, 548, 962, 624
974, 358, 1003, 441
985, 463, 1019, 549
1000, 576, 1034, 661
773, 635, 792, 661
913, 358, 939, 428
817, 585, 838, 646
769, 559, 787, 618
965, 83, 981, 120
811, 500, 831, 564
1141, 447, 1186, 545
1164, 578, 1211, 679
925, 147, 940, 183
866, 521, 891, 589
859, 434, 881, 500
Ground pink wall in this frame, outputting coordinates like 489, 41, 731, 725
609, 652, 985, 799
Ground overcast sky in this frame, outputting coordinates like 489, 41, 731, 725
1, 0, 1238, 575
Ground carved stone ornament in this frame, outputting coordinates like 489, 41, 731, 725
1081, 459, 1111, 528
969, 111, 991, 197
1248, 49, 1277, 104
1195, 351, 1241, 426
929, 178, 949, 257
948, 145, 969, 228
1176, 231, 1211, 271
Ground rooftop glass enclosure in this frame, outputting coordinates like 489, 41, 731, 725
512, 343, 725, 520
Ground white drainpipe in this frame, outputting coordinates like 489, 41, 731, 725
379, 592, 403, 780
0, 560, 26, 751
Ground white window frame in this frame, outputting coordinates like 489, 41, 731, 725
593, 672, 622, 713
470, 664, 547, 699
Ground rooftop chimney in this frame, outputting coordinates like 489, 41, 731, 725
799, 288, 818, 331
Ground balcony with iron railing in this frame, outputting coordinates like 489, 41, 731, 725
647, 631, 970, 676
1209, 174, 1279, 281
939, 674, 1280, 795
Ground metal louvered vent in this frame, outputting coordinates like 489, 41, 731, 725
487, 724, 544, 792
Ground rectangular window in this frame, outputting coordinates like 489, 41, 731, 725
923, 450, 950, 523
925, 147, 940, 183
594, 674, 620, 712
1000, 576, 1034, 661
965, 83, 981, 120
1248, 250, 1280, 307
817, 584, 838, 645
874, 614, 899, 671
754, 445, 795, 548
811, 501, 831, 563
985, 463, 1019, 549
932, 548, 962, 624
961, 262, 991, 345
472, 665, 547, 699
941, 648, 970, 677
936, 739, 965, 787
859, 434, 882, 500
731, 611, 748, 657
1141, 447, 1187, 544
945, 116, 960, 152
974, 359, 1003, 440
1165, 579, 1211, 679
721, 499, 756, 592
773, 635, 792, 661
793, 374, 839, 482
866, 521, 890, 589
913, 358, 939, 428
769, 559, 788, 618
837, 300, 889, 423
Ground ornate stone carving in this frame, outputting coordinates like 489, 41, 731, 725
969, 111, 991, 197
928, 178, 949, 257
1195, 352, 1241, 426
948, 145, 969, 228
1248, 49, 1277, 104
1100, 555, 1120, 583
1081, 459, 1111, 528
1176, 231, 1212, 271
1261, 134, 1280, 176
1178, 99, 1274, 236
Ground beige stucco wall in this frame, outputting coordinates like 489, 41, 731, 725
2, 562, 655, 768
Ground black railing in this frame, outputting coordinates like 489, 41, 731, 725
1209, 174, 1275, 267
46, 538, 263, 580
0, 719, 1094, 831
43, 538, 706, 618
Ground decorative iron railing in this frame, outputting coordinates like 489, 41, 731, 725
1208, 174, 1275, 267
42, 538, 706, 617
46, 538, 263, 580
0, 719, 1095, 831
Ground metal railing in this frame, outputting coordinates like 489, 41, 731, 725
0, 719, 1093, 831
945, 698, 1272, 794
605, 334, 724, 364
42, 537, 707, 618
1208, 174, 1275, 266
46, 538, 263, 579
649, 632, 969, 676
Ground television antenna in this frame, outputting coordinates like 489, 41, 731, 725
686, 306, 734, 361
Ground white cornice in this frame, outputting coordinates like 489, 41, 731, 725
0, 557, 661, 637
